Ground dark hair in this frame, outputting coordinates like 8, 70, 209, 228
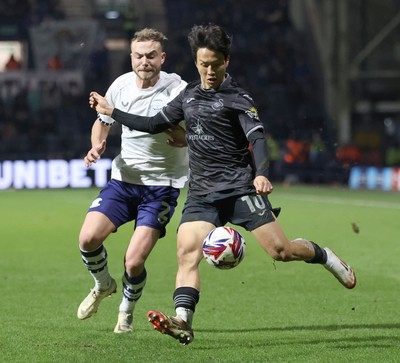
188, 24, 232, 61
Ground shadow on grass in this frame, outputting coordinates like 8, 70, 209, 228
197, 322, 400, 333
192, 324, 400, 351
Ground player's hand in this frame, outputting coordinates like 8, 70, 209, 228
165, 124, 187, 147
253, 175, 273, 195
89, 92, 114, 116
84, 139, 106, 167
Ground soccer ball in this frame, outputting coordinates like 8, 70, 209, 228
202, 227, 246, 269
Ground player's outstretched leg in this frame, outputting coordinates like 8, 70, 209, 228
323, 248, 356, 289
147, 310, 194, 345
77, 278, 117, 319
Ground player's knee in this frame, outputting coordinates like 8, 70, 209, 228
176, 242, 189, 261
124, 256, 145, 274
176, 243, 202, 268
269, 247, 293, 262
78, 230, 103, 251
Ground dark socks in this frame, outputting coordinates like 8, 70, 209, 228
173, 287, 200, 312
306, 241, 327, 264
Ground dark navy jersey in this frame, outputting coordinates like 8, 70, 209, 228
111, 74, 267, 196
161, 75, 264, 196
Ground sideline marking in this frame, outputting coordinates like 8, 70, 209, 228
278, 194, 400, 210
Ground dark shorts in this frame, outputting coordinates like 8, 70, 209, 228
180, 188, 278, 231
87, 179, 180, 238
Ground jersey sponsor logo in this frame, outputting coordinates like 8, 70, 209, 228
245, 107, 260, 120
89, 198, 102, 208
193, 120, 204, 135
121, 100, 129, 107
188, 120, 215, 141
211, 99, 224, 111
186, 97, 195, 103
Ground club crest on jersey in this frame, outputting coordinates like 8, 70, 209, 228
151, 99, 164, 110
211, 99, 224, 111
245, 107, 260, 120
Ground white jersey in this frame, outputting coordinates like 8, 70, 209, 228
99, 71, 188, 188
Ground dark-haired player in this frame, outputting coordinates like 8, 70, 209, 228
89, 23, 356, 345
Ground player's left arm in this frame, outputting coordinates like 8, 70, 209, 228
236, 92, 273, 195
248, 128, 273, 195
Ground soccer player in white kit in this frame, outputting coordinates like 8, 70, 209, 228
77, 28, 188, 333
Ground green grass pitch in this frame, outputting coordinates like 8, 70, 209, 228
1, 184, 400, 362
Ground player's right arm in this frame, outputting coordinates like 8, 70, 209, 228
84, 119, 110, 167
89, 91, 180, 134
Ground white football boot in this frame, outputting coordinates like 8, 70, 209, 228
77, 278, 117, 319
324, 248, 356, 289
114, 311, 133, 333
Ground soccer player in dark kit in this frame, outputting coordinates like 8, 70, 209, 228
89, 23, 356, 345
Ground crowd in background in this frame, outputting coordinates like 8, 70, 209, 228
0, 0, 64, 41
0, 0, 113, 161
1, 0, 399, 185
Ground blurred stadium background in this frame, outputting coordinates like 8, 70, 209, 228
1, 0, 400, 190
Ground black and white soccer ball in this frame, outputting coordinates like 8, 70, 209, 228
202, 227, 246, 269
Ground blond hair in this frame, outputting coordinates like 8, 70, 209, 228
131, 28, 168, 49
